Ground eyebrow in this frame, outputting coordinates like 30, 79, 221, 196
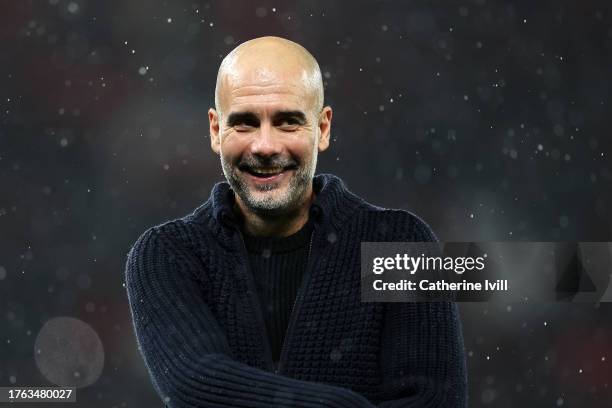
226, 112, 259, 127
225, 110, 308, 127
272, 111, 307, 125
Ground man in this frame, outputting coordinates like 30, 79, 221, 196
125, 36, 467, 407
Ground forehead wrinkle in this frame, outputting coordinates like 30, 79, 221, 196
225, 80, 317, 117
227, 98, 306, 117
230, 83, 305, 97
231, 95, 303, 105
218, 71, 313, 113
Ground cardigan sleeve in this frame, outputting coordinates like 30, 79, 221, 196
376, 302, 467, 407
125, 227, 375, 408
375, 214, 468, 408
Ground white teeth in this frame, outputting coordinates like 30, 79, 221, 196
253, 168, 282, 175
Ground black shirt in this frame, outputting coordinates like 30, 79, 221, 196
243, 218, 314, 362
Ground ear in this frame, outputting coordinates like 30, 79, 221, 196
209, 108, 221, 154
317, 106, 332, 152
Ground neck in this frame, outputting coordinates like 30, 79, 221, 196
235, 190, 314, 238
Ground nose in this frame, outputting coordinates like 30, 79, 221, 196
249, 122, 281, 157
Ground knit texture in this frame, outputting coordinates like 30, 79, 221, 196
244, 218, 313, 363
125, 174, 467, 408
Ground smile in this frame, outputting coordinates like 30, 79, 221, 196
242, 166, 295, 183
248, 167, 284, 177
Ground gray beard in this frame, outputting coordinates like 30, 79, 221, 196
220, 153, 317, 217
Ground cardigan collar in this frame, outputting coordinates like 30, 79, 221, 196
209, 173, 364, 233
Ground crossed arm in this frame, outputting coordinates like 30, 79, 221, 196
125, 228, 466, 408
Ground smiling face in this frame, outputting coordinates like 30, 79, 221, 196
209, 37, 332, 217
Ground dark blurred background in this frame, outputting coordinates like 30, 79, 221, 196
1, 0, 611, 406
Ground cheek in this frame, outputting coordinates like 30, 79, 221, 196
287, 133, 318, 158
220, 135, 248, 161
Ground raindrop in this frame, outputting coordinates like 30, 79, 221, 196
34, 317, 104, 388
330, 349, 342, 362
67, 2, 79, 14
327, 232, 337, 243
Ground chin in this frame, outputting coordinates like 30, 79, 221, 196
246, 188, 303, 214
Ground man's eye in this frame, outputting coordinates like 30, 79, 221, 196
234, 124, 255, 132
278, 120, 300, 131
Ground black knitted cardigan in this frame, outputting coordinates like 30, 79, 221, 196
125, 173, 467, 407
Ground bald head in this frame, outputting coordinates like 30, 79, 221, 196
214, 36, 324, 117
